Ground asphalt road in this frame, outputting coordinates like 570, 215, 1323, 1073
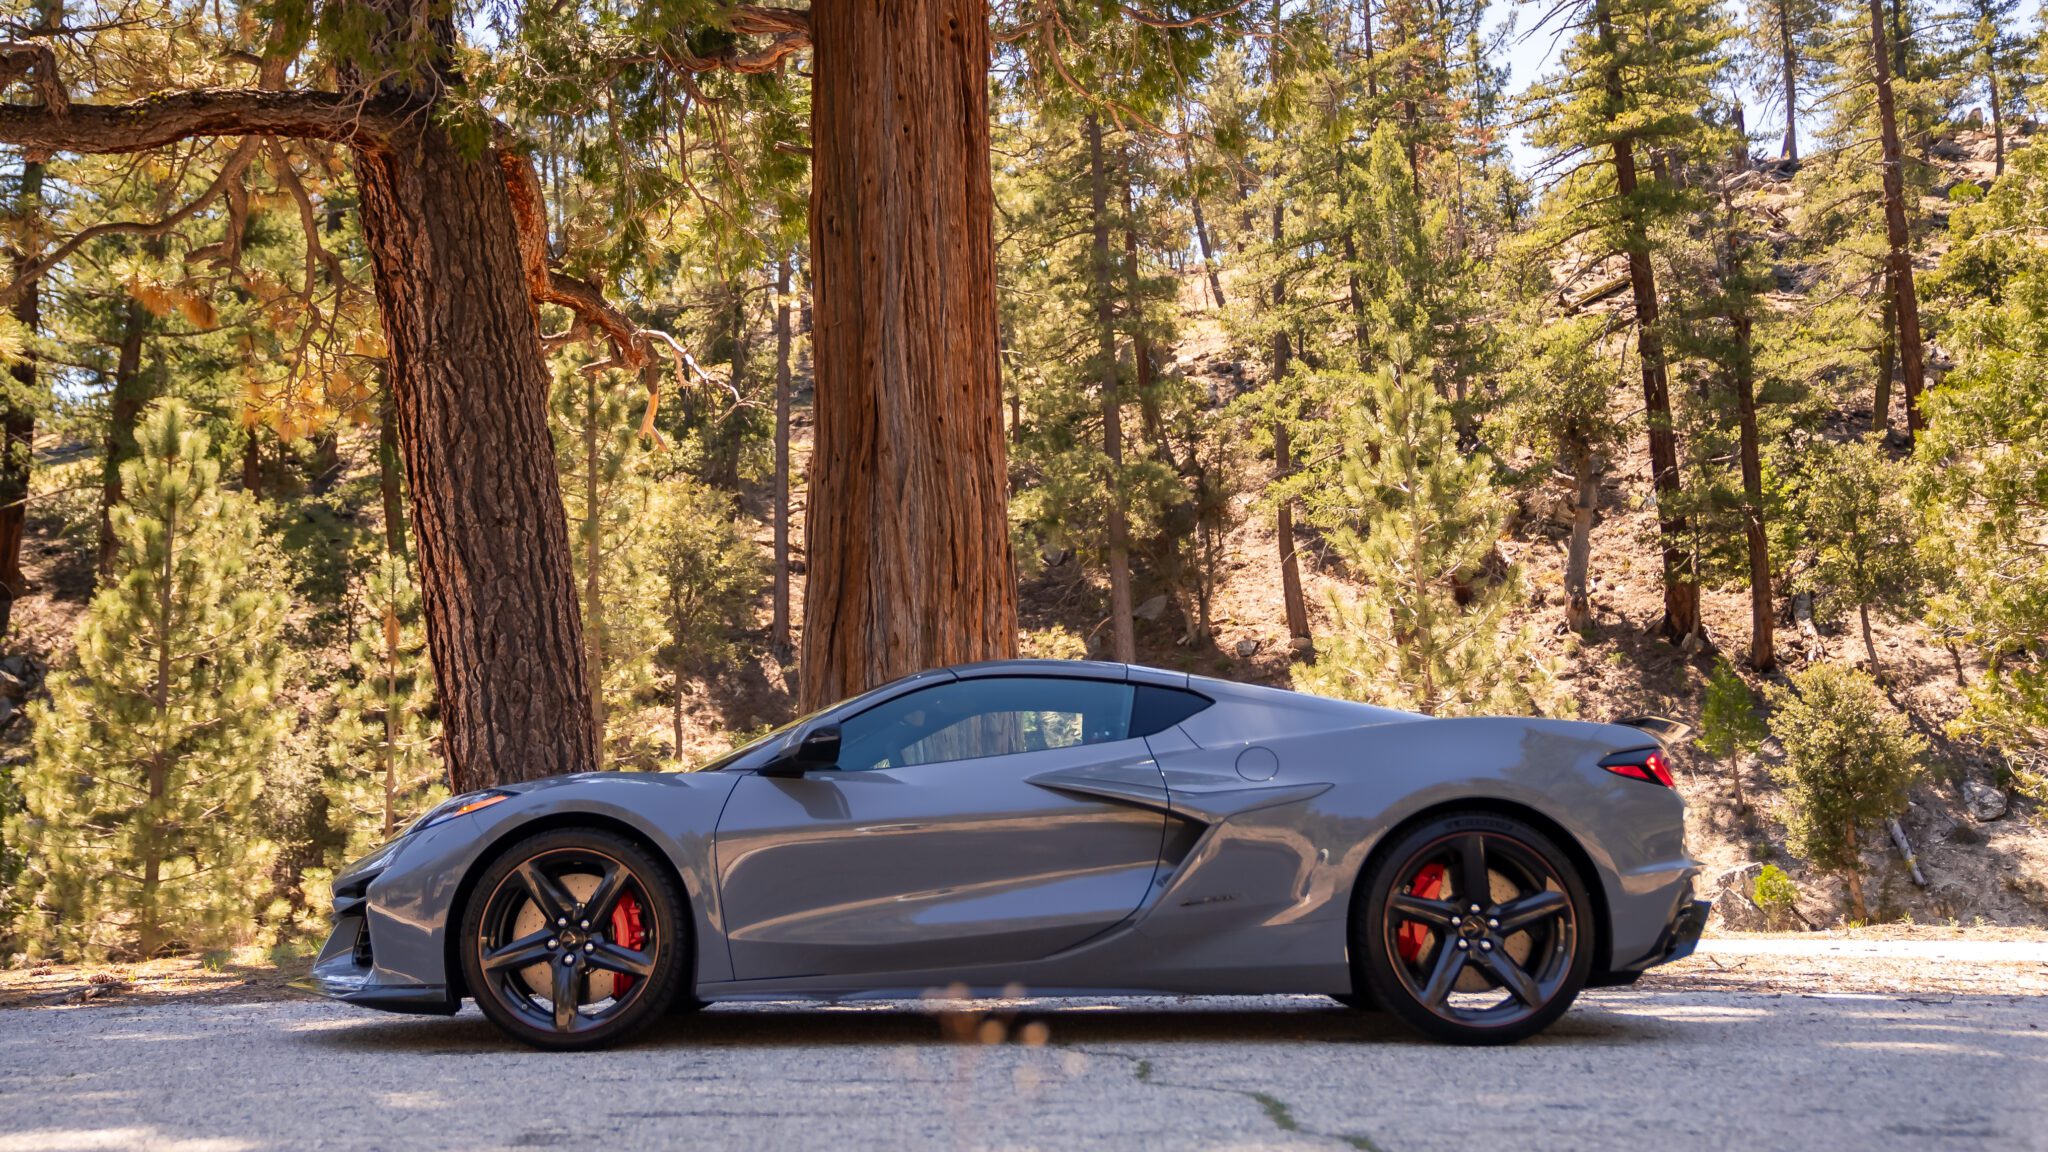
3, 979, 2045, 1152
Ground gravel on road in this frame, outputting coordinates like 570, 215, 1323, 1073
2, 967, 2045, 1152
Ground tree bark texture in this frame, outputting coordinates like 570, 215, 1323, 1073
802, 0, 1018, 710
354, 119, 597, 794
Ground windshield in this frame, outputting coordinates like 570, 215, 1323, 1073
688, 709, 822, 773
687, 671, 949, 772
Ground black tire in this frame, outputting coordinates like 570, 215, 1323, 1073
1354, 811, 1593, 1045
1328, 992, 1375, 1011
459, 828, 689, 1051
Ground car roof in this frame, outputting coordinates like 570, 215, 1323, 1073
944, 659, 1191, 689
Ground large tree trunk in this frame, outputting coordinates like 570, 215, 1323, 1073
801, 0, 1017, 710
1088, 115, 1135, 663
354, 119, 597, 794
0, 158, 41, 638
97, 294, 152, 578
772, 252, 793, 657
1869, 0, 1928, 438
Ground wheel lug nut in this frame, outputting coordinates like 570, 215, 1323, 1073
561, 954, 575, 965
1487, 919, 1499, 929
1469, 904, 1482, 914
547, 938, 559, 950
556, 917, 567, 928
1481, 940, 1494, 951
1457, 940, 1469, 950
579, 920, 590, 930
584, 942, 595, 953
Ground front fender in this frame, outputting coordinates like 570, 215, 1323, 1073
334, 771, 740, 1004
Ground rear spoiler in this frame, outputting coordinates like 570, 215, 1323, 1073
1614, 715, 1691, 749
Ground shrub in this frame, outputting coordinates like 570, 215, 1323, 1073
1766, 663, 1926, 922
1751, 864, 1801, 929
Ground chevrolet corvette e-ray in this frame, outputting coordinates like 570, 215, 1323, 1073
304, 660, 1707, 1048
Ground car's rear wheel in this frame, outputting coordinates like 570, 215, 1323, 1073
1356, 811, 1592, 1045
459, 828, 688, 1051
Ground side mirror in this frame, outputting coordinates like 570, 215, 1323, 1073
758, 725, 841, 777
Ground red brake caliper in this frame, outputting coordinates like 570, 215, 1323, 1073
609, 893, 645, 995
1398, 863, 1447, 965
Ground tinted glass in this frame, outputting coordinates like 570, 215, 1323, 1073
1129, 684, 1213, 737
836, 677, 1136, 771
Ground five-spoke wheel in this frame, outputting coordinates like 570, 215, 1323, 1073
1356, 812, 1592, 1044
459, 828, 687, 1050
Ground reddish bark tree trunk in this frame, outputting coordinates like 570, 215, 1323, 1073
354, 118, 597, 793
801, 0, 1018, 710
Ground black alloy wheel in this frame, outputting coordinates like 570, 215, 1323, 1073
1357, 811, 1592, 1045
459, 828, 688, 1051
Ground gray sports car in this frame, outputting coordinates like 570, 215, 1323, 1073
304, 659, 1708, 1049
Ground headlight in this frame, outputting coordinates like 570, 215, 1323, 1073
406, 790, 511, 835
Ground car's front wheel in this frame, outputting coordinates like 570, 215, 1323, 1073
1356, 811, 1593, 1045
459, 827, 688, 1051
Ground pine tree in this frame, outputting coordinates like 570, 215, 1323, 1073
1741, 0, 1828, 161
1766, 662, 1925, 921
1798, 437, 1924, 677
1297, 359, 1556, 716
326, 551, 442, 860
1522, 0, 1728, 642
1697, 658, 1768, 810
7, 400, 287, 958
555, 363, 667, 765
648, 480, 763, 766
1917, 139, 2048, 778
1502, 312, 1626, 633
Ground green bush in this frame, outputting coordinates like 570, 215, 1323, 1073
1766, 663, 1926, 922
1751, 864, 1801, 929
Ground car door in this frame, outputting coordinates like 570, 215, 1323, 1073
713, 675, 1168, 981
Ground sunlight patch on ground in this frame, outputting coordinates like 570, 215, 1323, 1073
0, 1128, 259, 1152
1830, 1039, 2023, 1059
1596, 1003, 1772, 1020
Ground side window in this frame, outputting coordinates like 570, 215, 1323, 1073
1130, 684, 1213, 737
836, 677, 1136, 771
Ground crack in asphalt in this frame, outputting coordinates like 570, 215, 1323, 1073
1082, 1046, 1389, 1151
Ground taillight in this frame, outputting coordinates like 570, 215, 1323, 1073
1600, 748, 1674, 788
